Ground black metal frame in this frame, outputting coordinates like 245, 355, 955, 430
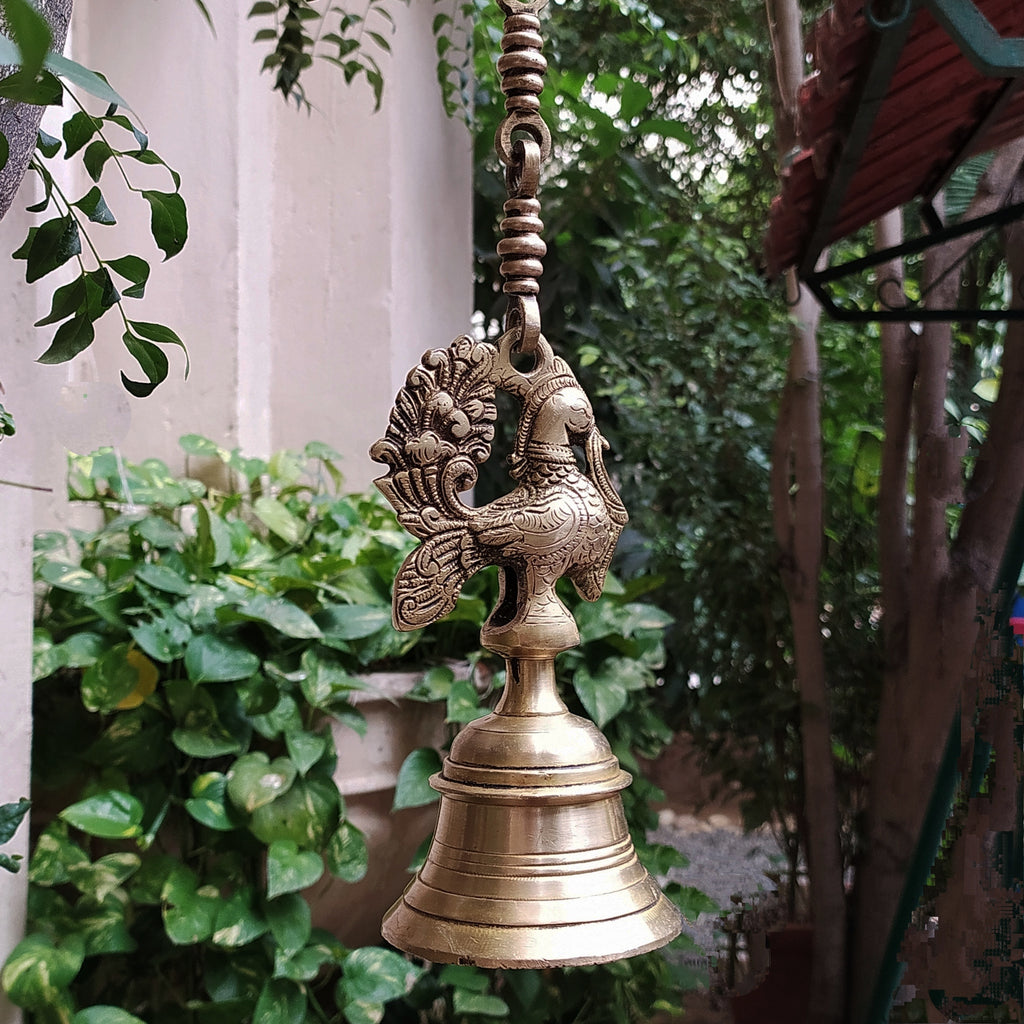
803, 197, 1024, 322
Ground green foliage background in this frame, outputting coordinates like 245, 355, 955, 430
5, 439, 708, 1023
5, 0, 1015, 1017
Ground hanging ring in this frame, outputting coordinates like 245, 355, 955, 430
496, 113, 552, 167
504, 294, 541, 355
505, 138, 541, 198
494, 321, 553, 392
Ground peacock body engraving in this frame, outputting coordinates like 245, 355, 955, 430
370, 330, 627, 657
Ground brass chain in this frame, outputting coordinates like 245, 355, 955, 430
495, 0, 550, 354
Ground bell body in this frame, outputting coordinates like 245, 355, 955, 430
381, 657, 682, 967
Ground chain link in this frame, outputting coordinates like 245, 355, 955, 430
495, 0, 549, 353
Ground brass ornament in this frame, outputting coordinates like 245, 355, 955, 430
368, 0, 681, 968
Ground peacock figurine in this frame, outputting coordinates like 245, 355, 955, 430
369, 328, 628, 657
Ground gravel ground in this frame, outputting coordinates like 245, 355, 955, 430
650, 809, 786, 966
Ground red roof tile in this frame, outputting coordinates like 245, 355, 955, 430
764, 0, 1024, 278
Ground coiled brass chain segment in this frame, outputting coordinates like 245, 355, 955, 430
498, 142, 544, 298
495, 0, 549, 352
494, 6, 551, 165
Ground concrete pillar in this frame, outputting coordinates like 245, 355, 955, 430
0, 2, 471, 1014
0, 201, 45, 1024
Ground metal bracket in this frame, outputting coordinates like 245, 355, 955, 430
926, 0, 1024, 78
803, 196, 1024, 322
796, 0, 918, 280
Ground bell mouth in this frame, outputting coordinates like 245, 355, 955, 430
381, 884, 682, 969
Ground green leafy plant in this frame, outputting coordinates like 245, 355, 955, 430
7, 439, 439, 1023
248, 0, 411, 110
5, 436, 707, 1024
0, 799, 31, 873
1, 0, 189, 406
13, 110, 189, 396
1, 0, 478, 433
246, 0, 485, 115
429, 0, 485, 121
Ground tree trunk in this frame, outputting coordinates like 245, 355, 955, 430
849, 141, 1024, 1024
765, 0, 847, 1019
0, 0, 73, 220
770, 272, 848, 1024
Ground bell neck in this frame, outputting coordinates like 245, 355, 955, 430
494, 657, 567, 716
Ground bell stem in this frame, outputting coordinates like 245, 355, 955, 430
494, 656, 566, 716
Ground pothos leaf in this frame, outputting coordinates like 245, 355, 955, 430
337, 948, 423, 1024
253, 978, 306, 1024
325, 820, 368, 882
59, 791, 143, 840
392, 748, 441, 810
265, 839, 324, 899
72, 1007, 147, 1024
1, 933, 84, 1010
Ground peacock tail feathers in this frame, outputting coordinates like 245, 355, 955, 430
370, 335, 497, 539
391, 529, 490, 631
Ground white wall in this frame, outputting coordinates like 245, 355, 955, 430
0, 3, 471, 1017
0, 197, 41, 1024
66, 0, 472, 489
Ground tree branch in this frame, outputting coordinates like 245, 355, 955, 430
0, 0, 73, 220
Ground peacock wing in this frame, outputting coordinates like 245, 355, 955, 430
371, 335, 501, 630
472, 486, 583, 560
392, 527, 489, 631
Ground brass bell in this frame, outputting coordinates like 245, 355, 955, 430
371, 330, 682, 965
381, 655, 682, 967
371, 0, 680, 968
